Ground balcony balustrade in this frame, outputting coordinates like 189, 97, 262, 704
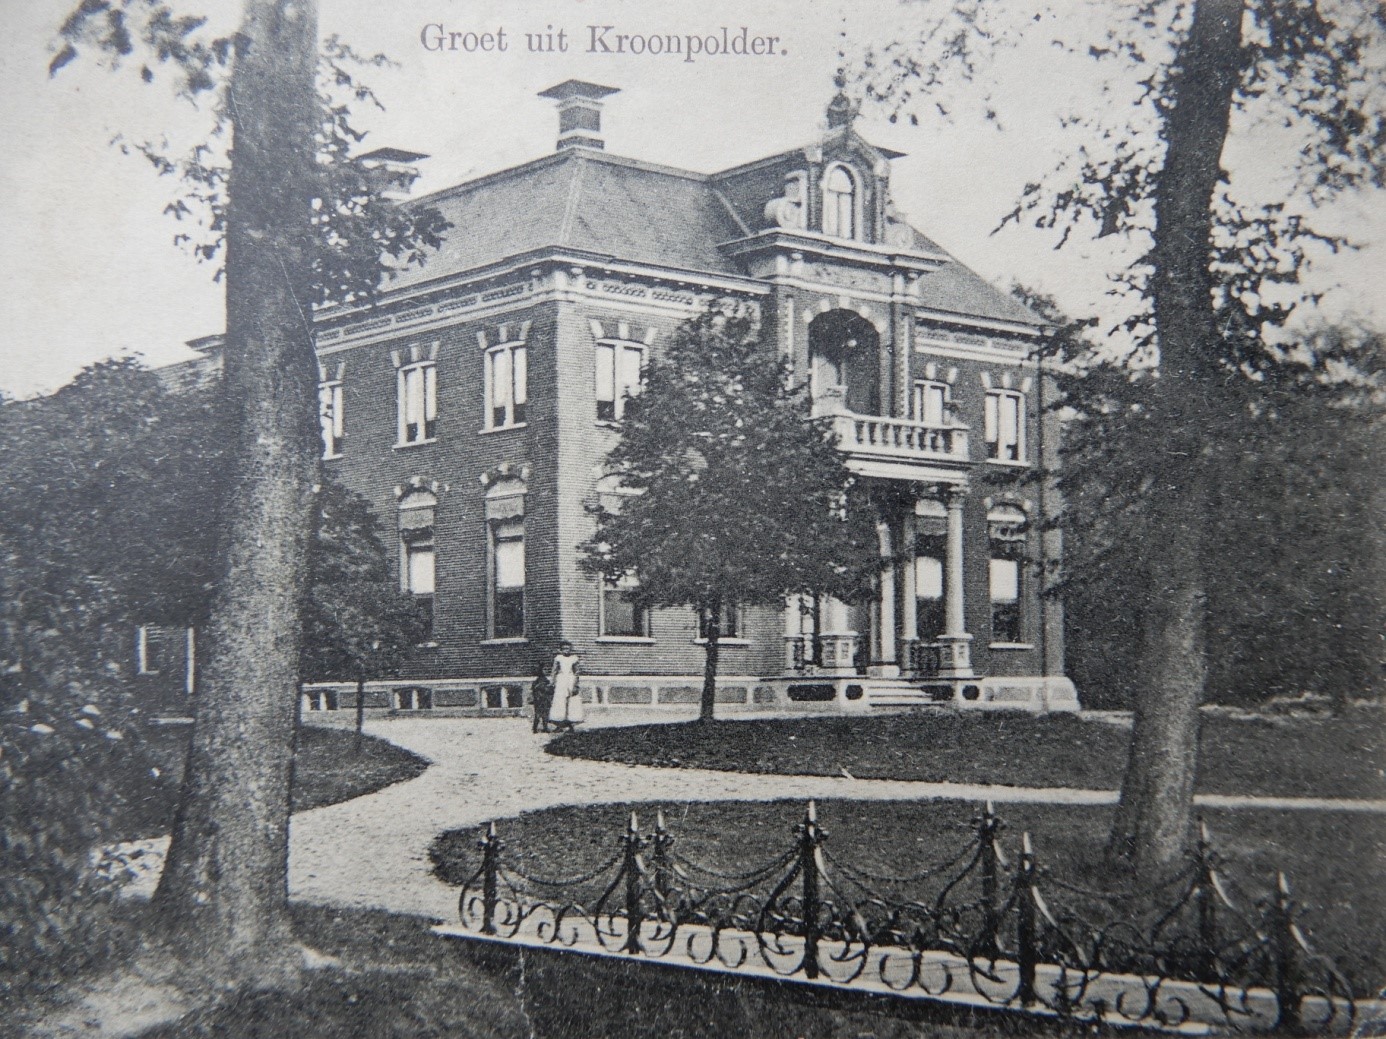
831, 412, 969, 464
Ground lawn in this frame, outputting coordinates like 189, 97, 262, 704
109, 722, 429, 842
547, 708, 1386, 800
431, 798, 1386, 998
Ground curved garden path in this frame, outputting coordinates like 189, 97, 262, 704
284, 713, 1386, 922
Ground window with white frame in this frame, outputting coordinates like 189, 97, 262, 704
595, 341, 644, 422
984, 389, 1025, 462
601, 573, 650, 638
319, 379, 344, 458
399, 491, 436, 639
485, 342, 527, 429
988, 506, 1027, 644
397, 362, 437, 444
913, 381, 949, 426
490, 518, 525, 639
698, 604, 744, 641
823, 165, 857, 239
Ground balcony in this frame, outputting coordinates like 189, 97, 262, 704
831, 412, 969, 467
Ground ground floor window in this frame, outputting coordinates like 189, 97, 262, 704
601, 574, 649, 637
698, 604, 743, 640
914, 533, 945, 641
491, 518, 525, 639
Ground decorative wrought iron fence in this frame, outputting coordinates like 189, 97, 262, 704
452, 803, 1356, 1034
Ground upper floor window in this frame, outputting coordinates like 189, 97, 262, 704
985, 389, 1025, 463
912, 381, 949, 426
601, 573, 650, 639
398, 362, 437, 445
319, 379, 344, 458
596, 341, 644, 422
485, 342, 527, 430
823, 165, 857, 239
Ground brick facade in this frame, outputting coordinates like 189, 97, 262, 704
263, 82, 1077, 713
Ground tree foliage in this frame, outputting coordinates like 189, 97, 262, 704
54, 5, 449, 307
582, 301, 879, 719
0, 359, 424, 991
850, 0, 1386, 882
1021, 293, 1386, 710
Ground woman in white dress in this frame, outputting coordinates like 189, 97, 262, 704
548, 641, 583, 731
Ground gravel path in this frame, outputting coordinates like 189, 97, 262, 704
114, 713, 1386, 921
284, 714, 1386, 922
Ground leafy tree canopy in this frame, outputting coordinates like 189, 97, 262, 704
582, 301, 880, 614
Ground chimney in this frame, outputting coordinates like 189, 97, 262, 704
355, 147, 430, 200
537, 80, 621, 151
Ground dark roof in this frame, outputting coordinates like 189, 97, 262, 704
537, 80, 620, 101
386, 151, 744, 289
387, 146, 1040, 326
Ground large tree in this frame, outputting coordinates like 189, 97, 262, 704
52, 0, 446, 985
853, 0, 1385, 885
582, 301, 879, 721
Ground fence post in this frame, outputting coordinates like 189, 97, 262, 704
652, 809, 673, 915
978, 800, 1003, 957
800, 800, 823, 980
1015, 831, 1038, 1007
479, 820, 501, 935
623, 810, 645, 954
1271, 871, 1302, 1035
1194, 818, 1218, 981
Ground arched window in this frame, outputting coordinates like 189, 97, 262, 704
822, 165, 857, 239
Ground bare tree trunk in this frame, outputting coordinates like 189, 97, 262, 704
1111, 0, 1246, 887
153, 0, 320, 986
354, 673, 367, 754
700, 600, 721, 722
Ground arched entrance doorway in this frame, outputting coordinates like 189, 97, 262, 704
808, 310, 882, 416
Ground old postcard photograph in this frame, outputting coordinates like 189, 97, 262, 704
1, 0, 1382, 1036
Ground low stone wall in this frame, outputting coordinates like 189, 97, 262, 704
301, 673, 1080, 717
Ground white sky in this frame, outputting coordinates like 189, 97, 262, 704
1, 0, 1381, 398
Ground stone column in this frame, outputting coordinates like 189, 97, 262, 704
938, 483, 973, 677
873, 517, 898, 675
899, 512, 918, 671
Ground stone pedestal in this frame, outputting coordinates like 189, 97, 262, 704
936, 633, 974, 678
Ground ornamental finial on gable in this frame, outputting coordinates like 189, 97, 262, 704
826, 71, 857, 129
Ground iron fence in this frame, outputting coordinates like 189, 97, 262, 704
453, 802, 1356, 1034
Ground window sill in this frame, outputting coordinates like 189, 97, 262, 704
989, 642, 1035, 651
596, 636, 655, 644
322, 452, 344, 461
985, 458, 1029, 468
481, 637, 529, 646
478, 423, 528, 435
394, 438, 438, 450
693, 638, 750, 646
594, 419, 624, 431
416, 641, 441, 650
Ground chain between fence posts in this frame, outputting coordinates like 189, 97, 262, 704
800, 800, 823, 980
1271, 871, 1302, 1035
978, 800, 1003, 958
480, 821, 501, 936
1015, 831, 1038, 1008
623, 811, 645, 954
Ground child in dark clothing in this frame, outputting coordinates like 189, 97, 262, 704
530, 667, 554, 733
